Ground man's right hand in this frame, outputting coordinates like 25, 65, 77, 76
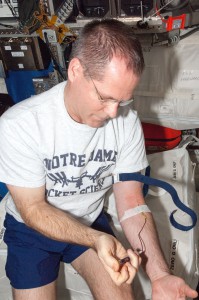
94, 234, 140, 286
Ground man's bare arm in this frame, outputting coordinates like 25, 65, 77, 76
114, 180, 198, 299
6, 184, 140, 286
113, 180, 170, 282
7, 184, 103, 247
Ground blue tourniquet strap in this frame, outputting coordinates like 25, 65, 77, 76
116, 171, 197, 231
142, 166, 150, 197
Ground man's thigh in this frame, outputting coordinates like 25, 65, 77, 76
4, 214, 63, 289
71, 248, 135, 300
3, 211, 111, 290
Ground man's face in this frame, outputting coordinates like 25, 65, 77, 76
67, 56, 140, 128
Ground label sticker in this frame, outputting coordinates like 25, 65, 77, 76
175, 70, 199, 89
18, 63, 24, 69
20, 45, 27, 50
5, 46, 11, 50
169, 239, 179, 272
172, 161, 177, 180
11, 52, 24, 57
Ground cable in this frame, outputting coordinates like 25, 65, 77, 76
44, 32, 66, 81
159, 0, 189, 11
180, 25, 199, 40
4, 0, 18, 19
148, 0, 188, 20
155, 5, 168, 23
0, 22, 25, 34
149, 0, 177, 18
137, 214, 147, 253
18, 0, 42, 34
0, 23, 16, 29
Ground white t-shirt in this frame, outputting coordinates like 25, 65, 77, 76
0, 81, 148, 224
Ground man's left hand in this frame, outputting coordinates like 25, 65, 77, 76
152, 274, 198, 299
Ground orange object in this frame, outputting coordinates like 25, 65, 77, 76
166, 14, 186, 31
142, 123, 182, 153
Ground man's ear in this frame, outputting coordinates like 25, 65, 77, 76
68, 58, 84, 82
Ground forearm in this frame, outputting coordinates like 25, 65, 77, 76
121, 212, 171, 282
7, 184, 105, 248
22, 201, 104, 248
113, 181, 170, 282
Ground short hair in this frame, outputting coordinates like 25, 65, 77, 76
69, 18, 145, 80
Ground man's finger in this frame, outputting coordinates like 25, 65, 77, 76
183, 284, 198, 298
127, 248, 140, 270
102, 260, 130, 286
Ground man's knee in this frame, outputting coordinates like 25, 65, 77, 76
12, 281, 56, 300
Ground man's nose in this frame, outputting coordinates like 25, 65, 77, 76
104, 103, 119, 119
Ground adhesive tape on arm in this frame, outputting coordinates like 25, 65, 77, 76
120, 205, 151, 223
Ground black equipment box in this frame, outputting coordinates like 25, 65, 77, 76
0, 37, 51, 71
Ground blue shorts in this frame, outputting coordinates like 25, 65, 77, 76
3, 212, 114, 289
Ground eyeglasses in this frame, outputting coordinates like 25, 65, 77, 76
88, 74, 134, 107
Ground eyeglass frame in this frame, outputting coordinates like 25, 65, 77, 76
86, 72, 134, 107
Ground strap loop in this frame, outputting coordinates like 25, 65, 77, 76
114, 168, 197, 231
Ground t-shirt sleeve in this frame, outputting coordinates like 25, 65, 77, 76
114, 109, 148, 174
0, 116, 45, 187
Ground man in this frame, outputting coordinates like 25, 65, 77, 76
0, 19, 197, 300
